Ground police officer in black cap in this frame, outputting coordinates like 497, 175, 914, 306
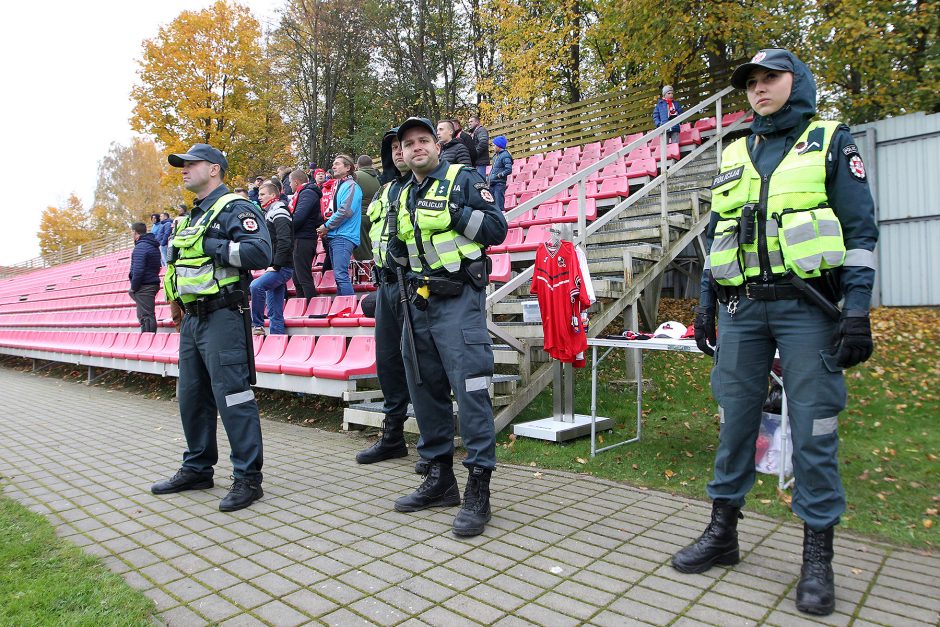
152, 143, 272, 512
671, 49, 877, 616
392, 117, 508, 537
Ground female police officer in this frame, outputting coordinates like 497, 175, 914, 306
671, 50, 878, 616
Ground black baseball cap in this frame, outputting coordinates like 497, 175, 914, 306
397, 117, 437, 142
168, 143, 229, 172
730, 49, 794, 89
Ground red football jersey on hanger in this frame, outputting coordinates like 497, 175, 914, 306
531, 240, 592, 366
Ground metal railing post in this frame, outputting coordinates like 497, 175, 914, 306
716, 96, 724, 168
660, 129, 669, 248
577, 179, 587, 245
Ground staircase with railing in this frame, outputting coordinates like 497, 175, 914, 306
345, 86, 752, 433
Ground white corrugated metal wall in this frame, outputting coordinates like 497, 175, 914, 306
852, 112, 940, 306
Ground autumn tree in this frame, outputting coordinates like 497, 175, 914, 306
809, 0, 940, 123
91, 138, 180, 234
38, 195, 98, 260
130, 0, 292, 181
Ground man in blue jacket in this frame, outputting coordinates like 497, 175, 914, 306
487, 136, 513, 211
316, 154, 362, 296
128, 221, 162, 333
156, 211, 173, 266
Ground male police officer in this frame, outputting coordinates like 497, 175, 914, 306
671, 50, 877, 616
355, 127, 412, 465
152, 144, 272, 512
392, 117, 507, 537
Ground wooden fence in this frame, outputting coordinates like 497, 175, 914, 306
488, 62, 749, 160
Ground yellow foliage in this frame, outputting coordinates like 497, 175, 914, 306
37, 195, 97, 260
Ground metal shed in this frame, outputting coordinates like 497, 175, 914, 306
852, 112, 940, 306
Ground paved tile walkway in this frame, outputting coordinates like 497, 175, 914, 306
1, 366, 938, 626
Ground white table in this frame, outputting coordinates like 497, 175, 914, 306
587, 337, 793, 490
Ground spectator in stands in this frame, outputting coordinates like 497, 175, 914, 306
154, 142, 271, 512
488, 135, 513, 211
452, 118, 478, 166
156, 211, 173, 267
277, 166, 293, 196
317, 154, 362, 296
128, 222, 161, 333
437, 120, 473, 165
250, 182, 294, 336
653, 85, 684, 143
248, 176, 264, 204
176, 202, 188, 218
354, 155, 381, 261
289, 168, 323, 302
313, 168, 327, 188
468, 115, 490, 177
149, 213, 161, 235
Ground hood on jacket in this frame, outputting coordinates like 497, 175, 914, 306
136, 232, 159, 247
747, 49, 817, 136
379, 127, 401, 184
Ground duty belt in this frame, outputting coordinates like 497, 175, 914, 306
730, 282, 803, 301
183, 290, 245, 318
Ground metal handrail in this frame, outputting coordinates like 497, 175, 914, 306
0, 233, 134, 280
487, 87, 748, 353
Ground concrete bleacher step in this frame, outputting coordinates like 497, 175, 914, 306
343, 373, 522, 432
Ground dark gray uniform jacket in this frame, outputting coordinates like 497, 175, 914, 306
195, 184, 273, 276
701, 52, 878, 313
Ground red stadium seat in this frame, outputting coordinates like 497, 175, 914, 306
153, 333, 181, 363
488, 228, 524, 253
312, 335, 376, 379
650, 142, 681, 162
508, 209, 534, 228
523, 203, 564, 227
331, 298, 366, 327
142, 333, 170, 361
86, 332, 118, 357
308, 295, 357, 328
590, 176, 631, 200
563, 198, 598, 222
627, 159, 658, 180
506, 225, 551, 252
276, 335, 317, 374
317, 271, 337, 294
119, 333, 156, 359
489, 253, 511, 283
694, 116, 717, 132
282, 298, 307, 319
281, 334, 346, 376
253, 335, 264, 356
299, 296, 332, 327
255, 334, 289, 373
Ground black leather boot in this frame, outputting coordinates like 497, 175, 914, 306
415, 459, 430, 475
453, 466, 492, 537
672, 501, 742, 573
151, 468, 213, 495
219, 477, 263, 512
356, 416, 408, 464
796, 524, 835, 616
394, 462, 461, 512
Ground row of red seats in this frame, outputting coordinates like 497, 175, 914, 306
507, 199, 598, 229
0, 330, 376, 380
277, 295, 374, 328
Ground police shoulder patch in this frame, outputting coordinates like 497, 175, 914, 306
241, 217, 260, 232
480, 189, 495, 204
847, 154, 866, 180
841, 144, 859, 157
473, 181, 489, 191
237, 210, 255, 220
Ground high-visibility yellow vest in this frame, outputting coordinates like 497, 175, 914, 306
164, 193, 243, 303
709, 120, 847, 286
396, 164, 483, 273
368, 183, 407, 269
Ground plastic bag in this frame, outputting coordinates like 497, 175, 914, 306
755, 412, 793, 476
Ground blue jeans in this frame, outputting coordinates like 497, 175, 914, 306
159, 245, 168, 266
490, 181, 506, 212
250, 267, 293, 334
329, 237, 356, 296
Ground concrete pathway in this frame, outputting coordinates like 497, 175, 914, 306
1, 366, 938, 626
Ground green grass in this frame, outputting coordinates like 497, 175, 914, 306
0, 490, 154, 626
496, 306, 940, 549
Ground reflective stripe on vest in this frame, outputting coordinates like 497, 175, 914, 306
397, 165, 483, 273
709, 120, 847, 285
368, 183, 407, 268
165, 193, 245, 303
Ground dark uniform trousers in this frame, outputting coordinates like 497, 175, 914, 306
178, 306, 263, 482
707, 296, 846, 530
401, 282, 496, 469
374, 276, 409, 420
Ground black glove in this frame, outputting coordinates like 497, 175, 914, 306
833, 310, 873, 368
693, 305, 716, 356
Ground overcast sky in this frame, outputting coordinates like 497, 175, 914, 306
0, 0, 282, 266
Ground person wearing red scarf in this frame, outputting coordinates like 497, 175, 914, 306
653, 85, 685, 143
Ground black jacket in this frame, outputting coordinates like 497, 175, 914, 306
129, 233, 161, 291
264, 200, 294, 269
291, 183, 323, 240
440, 139, 472, 166
471, 125, 490, 165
